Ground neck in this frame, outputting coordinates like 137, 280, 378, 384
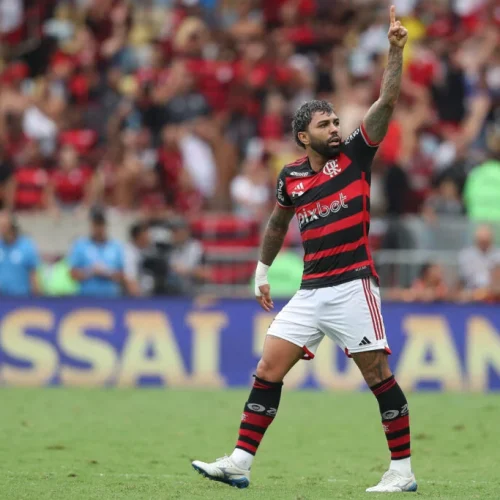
307, 149, 329, 173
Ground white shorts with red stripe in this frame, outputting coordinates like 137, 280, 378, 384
267, 277, 390, 359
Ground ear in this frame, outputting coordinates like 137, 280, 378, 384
298, 131, 309, 147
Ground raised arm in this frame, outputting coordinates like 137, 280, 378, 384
255, 204, 295, 311
362, 5, 408, 144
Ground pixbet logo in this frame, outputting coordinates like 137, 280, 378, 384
297, 193, 348, 228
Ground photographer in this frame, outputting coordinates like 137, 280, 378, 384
125, 218, 192, 296
124, 221, 154, 297
125, 220, 174, 297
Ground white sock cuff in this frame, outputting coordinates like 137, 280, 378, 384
390, 457, 412, 476
231, 448, 254, 470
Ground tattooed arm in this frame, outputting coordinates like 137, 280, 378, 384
362, 6, 408, 144
260, 205, 294, 265
255, 205, 295, 311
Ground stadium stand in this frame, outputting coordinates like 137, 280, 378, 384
0, 0, 499, 299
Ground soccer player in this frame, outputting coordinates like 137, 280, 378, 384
192, 6, 416, 493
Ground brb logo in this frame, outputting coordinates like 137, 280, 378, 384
297, 193, 348, 228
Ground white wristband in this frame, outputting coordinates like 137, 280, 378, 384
255, 261, 270, 297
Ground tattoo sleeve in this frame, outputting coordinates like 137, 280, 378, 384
259, 206, 294, 266
362, 46, 403, 144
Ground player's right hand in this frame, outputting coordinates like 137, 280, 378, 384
388, 5, 408, 49
256, 284, 274, 312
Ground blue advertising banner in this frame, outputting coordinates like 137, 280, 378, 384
0, 298, 499, 391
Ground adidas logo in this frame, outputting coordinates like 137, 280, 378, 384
359, 337, 371, 346
291, 182, 305, 197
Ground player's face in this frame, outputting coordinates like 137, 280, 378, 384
306, 112, 342, 158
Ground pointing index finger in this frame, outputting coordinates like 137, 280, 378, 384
390, 5, 396, 25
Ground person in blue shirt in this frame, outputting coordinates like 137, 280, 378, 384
0, 211, 40, 296
69, 207, 125, 297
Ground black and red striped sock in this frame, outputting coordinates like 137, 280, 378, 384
370, 375, 412, 474
231, 376, 282, 468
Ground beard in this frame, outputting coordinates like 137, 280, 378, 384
309, 136, 341, 158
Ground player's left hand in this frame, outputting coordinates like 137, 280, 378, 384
388, 5, 408, 49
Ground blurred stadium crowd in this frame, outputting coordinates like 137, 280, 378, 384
0, 0, 499, 300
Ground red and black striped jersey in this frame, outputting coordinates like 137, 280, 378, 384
276, 123, 379, 289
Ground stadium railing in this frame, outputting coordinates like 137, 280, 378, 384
15, 212, 500, 296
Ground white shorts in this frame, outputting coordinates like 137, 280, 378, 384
267, 277, 390, 359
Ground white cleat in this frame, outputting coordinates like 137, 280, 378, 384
192, 455, 250, 489
366, 470, 418, 493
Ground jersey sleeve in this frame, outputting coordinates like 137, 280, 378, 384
275, 168, 293, 208
342, 123, 380, 172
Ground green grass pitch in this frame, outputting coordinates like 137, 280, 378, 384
2, 388, 500, 499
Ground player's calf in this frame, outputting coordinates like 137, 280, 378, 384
192, 336, 302, 486
352, 350, 414, 480
370, 374, 412, 473
231, 375, 283, 469
191, 374, 282, 487
229, 336, 302, 469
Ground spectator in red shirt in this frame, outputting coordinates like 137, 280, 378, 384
155, 125, 203, 215
259, 92, 286, 142
407, 39, 439, 88
47, 144, 95, 215
13, 141, 49, 211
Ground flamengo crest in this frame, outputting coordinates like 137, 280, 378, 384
324, 159, 341, 177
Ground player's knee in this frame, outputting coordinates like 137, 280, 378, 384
365, 365, 393, 387
353, 350, 392, 387
363, 369, 389, 387
255, 358, 283, 383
